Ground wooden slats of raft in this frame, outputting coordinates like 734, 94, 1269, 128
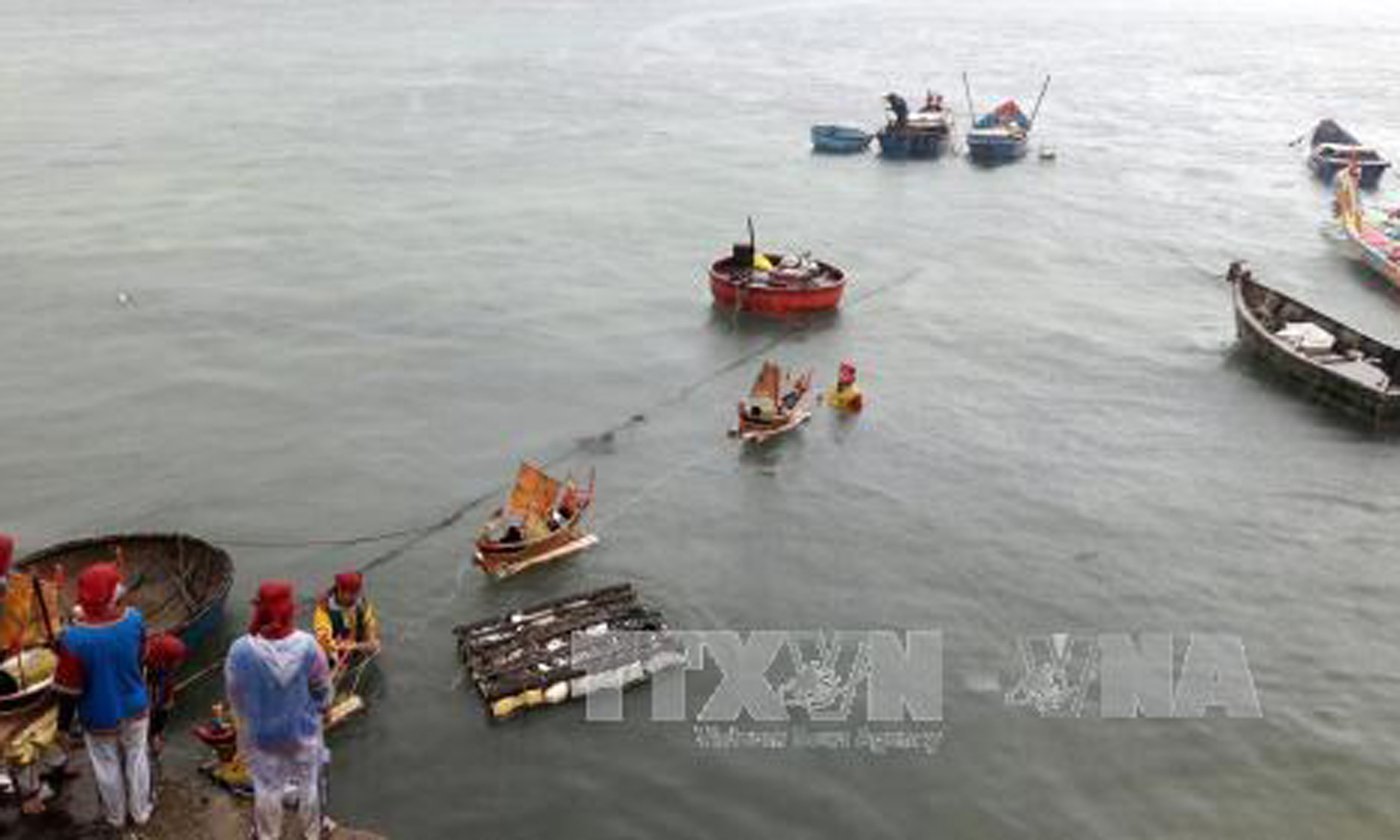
453, 585, 681, 719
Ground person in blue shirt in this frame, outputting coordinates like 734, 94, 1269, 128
54, 562, 152, 829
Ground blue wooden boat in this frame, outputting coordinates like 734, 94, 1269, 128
876, 93, 952, 159
20, 533, 234, 658
810, 125, 872, 154
964, 75, 1050, 165
1309, 119, 1389, 188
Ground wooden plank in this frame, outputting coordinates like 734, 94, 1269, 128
489, 534, 599, 579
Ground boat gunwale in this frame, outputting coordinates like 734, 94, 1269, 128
708, 255, 846, 291
17, 532, 234, 640
476, 501, 594, 557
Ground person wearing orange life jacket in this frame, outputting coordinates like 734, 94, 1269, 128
312, 572, 380, 670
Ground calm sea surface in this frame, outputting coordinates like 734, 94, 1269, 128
5, 0, 1400, 836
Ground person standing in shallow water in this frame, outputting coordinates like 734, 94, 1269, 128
54, 563, 153, 829
312, 571, 380, 670
226, 581, 333, 840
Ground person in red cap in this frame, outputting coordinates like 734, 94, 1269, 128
143, 633, 188, 755
225, 581, 333, 840
54, 563, 153, 829
312, 571, 380, 670
825, 360, 864, 412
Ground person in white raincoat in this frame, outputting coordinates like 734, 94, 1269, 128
225, 581, 333, 840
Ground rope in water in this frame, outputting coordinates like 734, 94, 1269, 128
215, 267, 922, 575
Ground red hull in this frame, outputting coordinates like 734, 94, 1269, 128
708, 256, 847, 315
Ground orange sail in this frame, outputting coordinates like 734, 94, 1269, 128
750, 361, 782, 402
507, 462, 561, 522
0, 573, 61, 651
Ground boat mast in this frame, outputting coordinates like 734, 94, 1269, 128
961, 72, 977, 124
1028, 74, 1052, 128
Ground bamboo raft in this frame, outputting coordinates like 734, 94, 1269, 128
453, 584, 682, 720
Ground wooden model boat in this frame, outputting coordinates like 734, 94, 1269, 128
1227, 261, 1400, 426
732, 360, 815, 442
475, 463, 597, 578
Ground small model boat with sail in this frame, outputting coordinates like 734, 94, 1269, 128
475, 463, 597, 578
732, 360, 814, 442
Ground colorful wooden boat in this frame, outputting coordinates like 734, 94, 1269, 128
1227, 261, 1400, 426
1334, 164, 1400, 288
964, 74, 1050, 164
811, 125, 872, 154
731, 361, 814, 442
877, 93, 953, 159
475, 463, 597, 578
1309, 119, 1390, 188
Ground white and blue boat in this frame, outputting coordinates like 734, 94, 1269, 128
876, 93, 953, 160
810, 124, 873, 154
963, 74, 1050, 165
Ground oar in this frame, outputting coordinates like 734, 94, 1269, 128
31, 576, 57, 648
962, 72, 977, 125
172, 656, 226, 694
1028, 74, 1052, 129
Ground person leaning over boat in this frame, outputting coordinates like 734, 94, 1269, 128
54, 563, 154, 829
144, 632, 187, 755
312, 571, 380, 669
226, 581, 333, 840
884, 93, 909, 127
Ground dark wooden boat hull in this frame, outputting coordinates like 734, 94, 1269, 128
1309, 120, 1390, 188
1311, 155, 1388, 188
1232, 272, 1400, 426
19, 533, 234, 657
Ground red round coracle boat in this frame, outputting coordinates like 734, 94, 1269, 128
708, 245, 847, 315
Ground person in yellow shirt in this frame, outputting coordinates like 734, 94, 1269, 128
312, 572, 380, 670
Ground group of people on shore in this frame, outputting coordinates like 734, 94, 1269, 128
2, 530, 381, 840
